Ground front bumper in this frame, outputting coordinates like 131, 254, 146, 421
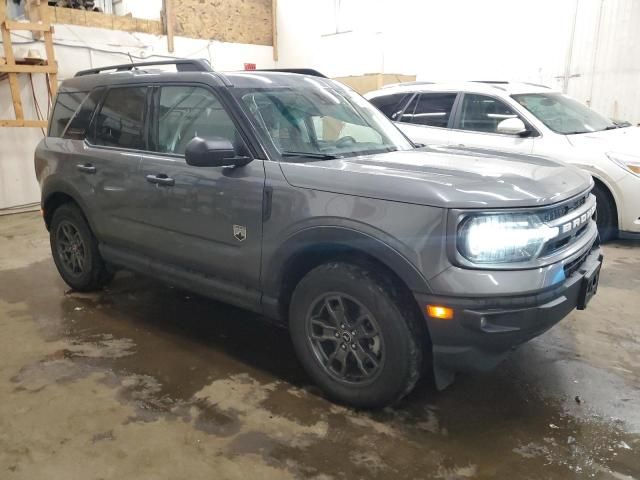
414, 245, 603, 390
616, 171, 640, 234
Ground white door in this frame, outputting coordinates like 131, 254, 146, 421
448, 93, 536, 154
395, 92, 458, 147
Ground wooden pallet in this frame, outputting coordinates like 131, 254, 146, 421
0, 0, 58, 128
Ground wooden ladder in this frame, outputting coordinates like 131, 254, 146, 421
0, 0, 58, 128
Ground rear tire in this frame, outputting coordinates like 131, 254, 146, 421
50, 203, 113, 291
289, 262, 422, 408
593, 183, 617, 242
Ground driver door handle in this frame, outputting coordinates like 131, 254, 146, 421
146, 174, 175, 187
76, 163, 96, 174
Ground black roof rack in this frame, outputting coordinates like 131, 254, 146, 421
522, 82, 551, 89
382, 80, 434, 88
75, 59, 212, 77
471, 80, 509, 84
252, 68, 328, 78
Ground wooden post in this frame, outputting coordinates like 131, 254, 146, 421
0, 0, 56, 128
1, 21, 25, 125
25, 0, 43, 40
39, 0, 57, 97
163, 0, 175, 53
272, 0, 278, 61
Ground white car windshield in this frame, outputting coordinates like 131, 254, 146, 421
236, 83, 414, 159
512, 93, 616, 135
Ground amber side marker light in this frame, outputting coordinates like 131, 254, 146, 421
426, 305, 454, 320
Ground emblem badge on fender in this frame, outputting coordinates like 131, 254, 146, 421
233, 225, 247, 242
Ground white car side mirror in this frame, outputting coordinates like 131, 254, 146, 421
497, 117, 528, 136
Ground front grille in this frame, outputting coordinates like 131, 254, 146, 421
543, 223, 589, 256
539, 191, 595, 257
540, 194, 587, 223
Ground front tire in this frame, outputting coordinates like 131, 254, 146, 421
593, 183, 617, 242
50, 203, 113, 291
289, 262, 422, 408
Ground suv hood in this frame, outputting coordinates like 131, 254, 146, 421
279, 146, 592, 209
566, 126, 640, 154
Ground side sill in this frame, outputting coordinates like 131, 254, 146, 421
100, 243, 262, 314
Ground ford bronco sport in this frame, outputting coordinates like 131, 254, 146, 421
35, 60, 603, 408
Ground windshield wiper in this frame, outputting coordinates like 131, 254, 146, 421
604, 125, 619, 130
281, 151, 340, 160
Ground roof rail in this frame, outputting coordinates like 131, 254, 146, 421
75, 59, 212, 77
471, 80, 509, 84
252, 68, 328, 78
522, 82, 551, 89
382, 80, 434, 89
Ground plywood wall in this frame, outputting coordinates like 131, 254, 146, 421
44, 6, 164, 35
174, 0, 272, 46
333, 74, 417, 95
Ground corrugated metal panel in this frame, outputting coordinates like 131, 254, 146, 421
566, 0, 640, 124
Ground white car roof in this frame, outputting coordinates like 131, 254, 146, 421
365, 81, 560, 99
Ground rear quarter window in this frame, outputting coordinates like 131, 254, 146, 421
48, 91, 90, 138
64, 88, 104, 140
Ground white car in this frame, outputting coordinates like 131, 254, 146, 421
365, 82, 640, 240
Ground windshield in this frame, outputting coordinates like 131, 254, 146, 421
512, 93, 616, 135
235, 81, 414, 159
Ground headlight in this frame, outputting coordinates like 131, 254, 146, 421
607, 152, 640, 177
458, 214, 559, 264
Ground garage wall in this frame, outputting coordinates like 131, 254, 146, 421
114, 0, 163, 20
0, 24, 274, 210
277, 0, 640, 122
276, 0, 575, 86
564, 0, 640, 123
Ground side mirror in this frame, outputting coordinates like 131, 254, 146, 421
184, 137, 251, 167
496, 117, 528, 136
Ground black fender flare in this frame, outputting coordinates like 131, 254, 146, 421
263, 225, 432, 303
41, 176, 95, 231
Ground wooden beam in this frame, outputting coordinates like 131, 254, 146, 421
0, 119, 48, 128
43, 29, 58, 97
272, 0, 278, 61
0, 64, 58, 74
0, 0, 56, 128
164, 0, 175, 53
4, 21, 52, 32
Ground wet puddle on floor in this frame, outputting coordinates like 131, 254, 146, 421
1, 252, 639, 479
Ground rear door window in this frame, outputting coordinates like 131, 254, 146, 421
369, 93, 411, 121
93, 87, 148, 150
49, 91, 89, 137
403, 93, 457, 128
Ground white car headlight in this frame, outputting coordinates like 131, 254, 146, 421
606, 152, 640, 177
458, 214, 559, 264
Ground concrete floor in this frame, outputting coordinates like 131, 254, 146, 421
0, 212, 639, 480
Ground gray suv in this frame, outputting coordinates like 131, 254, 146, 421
35, 60, 603, 408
